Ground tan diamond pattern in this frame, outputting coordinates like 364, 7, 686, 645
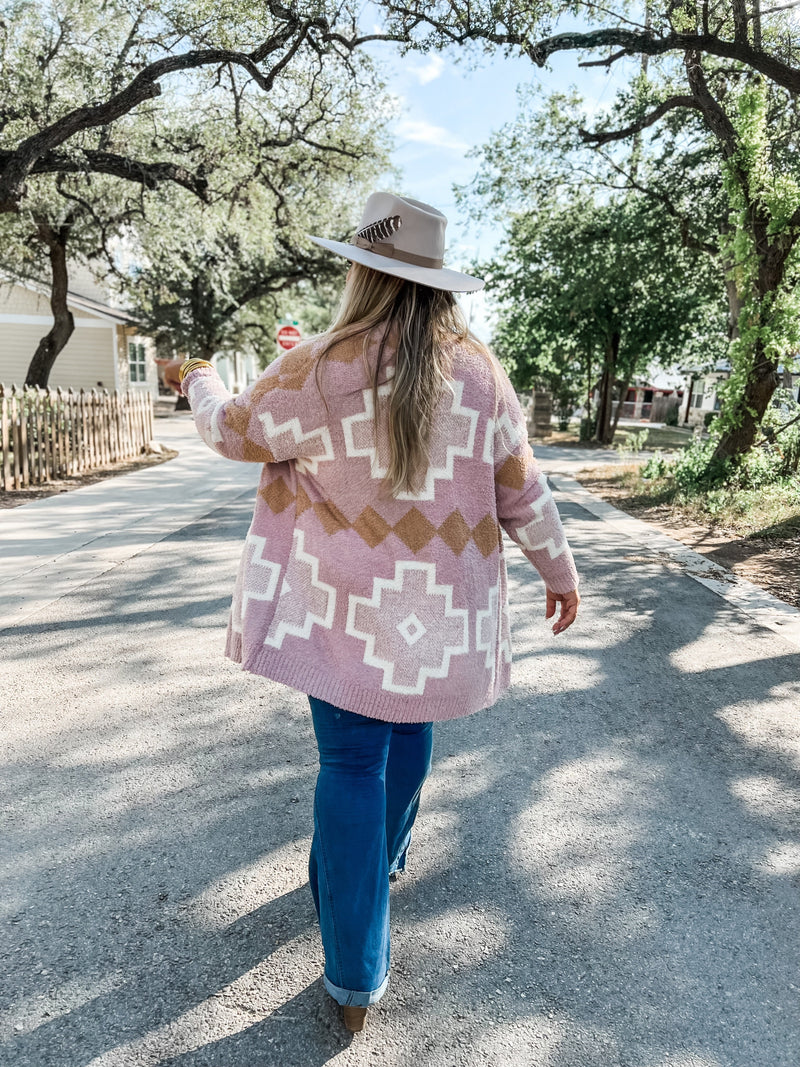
393, 508, 437, 553
495, 454, 530, 491
224, 403, 276, 463
257, 477, 501, 557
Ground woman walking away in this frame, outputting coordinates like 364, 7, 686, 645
166, 192, 580, 1033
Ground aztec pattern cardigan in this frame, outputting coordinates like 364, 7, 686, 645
182, 330, 579, 723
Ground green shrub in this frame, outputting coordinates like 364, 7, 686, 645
615, 429, 650, 459
665, 403, 680, 427
641, 451, 670, 479
703, 410, 718, 430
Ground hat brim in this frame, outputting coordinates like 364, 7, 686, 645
307, 235, 484, 294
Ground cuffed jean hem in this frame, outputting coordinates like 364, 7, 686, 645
324, 971, 390, 1007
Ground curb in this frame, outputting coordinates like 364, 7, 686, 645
549, 471, 800, 651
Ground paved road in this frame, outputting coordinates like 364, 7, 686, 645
2, 416, 799, 1067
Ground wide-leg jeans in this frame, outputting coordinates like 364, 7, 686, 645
307, 696, 434, 1007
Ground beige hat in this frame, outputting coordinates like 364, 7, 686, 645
307, 192, 484, 293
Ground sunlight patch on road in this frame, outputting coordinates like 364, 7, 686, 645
729, 775, 800, 820
183, 838, 312, 930
669, 627, 778, 673
756, 841, 800, 877
717, 700, 800, 771
83, 933, 321, 1067
394, 905, 509, 972
518, 652, 605, 692
510, 750, 655, 922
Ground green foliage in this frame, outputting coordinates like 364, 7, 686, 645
483, 188, 726, 408
641, 397, 800, 500
665, 403, 679, 426
712, 76, 800, 447
615, 428, 650, 460
0, 0, 394, 370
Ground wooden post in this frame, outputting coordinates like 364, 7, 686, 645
11, 385, 21, 489
1, 384, 10, 491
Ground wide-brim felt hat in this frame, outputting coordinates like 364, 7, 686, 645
307, 192, 484, 293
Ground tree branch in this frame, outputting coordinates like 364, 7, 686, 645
0, 11, 401, 212
25, 149, 209, 198
579, 95, 702, 145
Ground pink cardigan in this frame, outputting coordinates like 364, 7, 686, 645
183, 331, 579, 723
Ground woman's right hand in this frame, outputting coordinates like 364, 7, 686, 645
546, 588, 580, 635
163, 358, 184, 392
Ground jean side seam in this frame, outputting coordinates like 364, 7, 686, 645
313, 792, 345, 990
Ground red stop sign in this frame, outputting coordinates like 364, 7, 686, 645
277, 324, 302, 350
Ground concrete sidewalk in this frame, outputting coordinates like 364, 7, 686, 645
2, 429, 800, 1067
0, 414, 260, 630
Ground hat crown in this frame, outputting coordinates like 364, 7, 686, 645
353, 193, 447, 268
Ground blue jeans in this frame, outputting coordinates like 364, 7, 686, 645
307, 697, 434, 1007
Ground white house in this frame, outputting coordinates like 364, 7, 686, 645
683, 360, 800, 427
0, 264, 157, 396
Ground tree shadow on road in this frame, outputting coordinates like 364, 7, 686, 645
2, 498, 799, 1067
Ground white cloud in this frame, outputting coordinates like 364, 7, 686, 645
408, 55, 446, 84
396, 118, 469, 154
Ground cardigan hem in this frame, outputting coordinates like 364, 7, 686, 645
225, 629, 504, 723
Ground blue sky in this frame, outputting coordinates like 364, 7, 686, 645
366, 40, 635, 338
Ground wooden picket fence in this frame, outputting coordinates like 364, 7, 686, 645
0, 384, 154, 491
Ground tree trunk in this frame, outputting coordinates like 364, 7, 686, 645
711, 345, 779, 462
609, 376, 630, 440
594, 332, 620, 445
24, 219, 75, 388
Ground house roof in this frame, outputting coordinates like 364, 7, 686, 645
65, 288, 139, 325
2, 274, 140, 326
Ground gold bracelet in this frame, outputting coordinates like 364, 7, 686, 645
178, 358, 214, 383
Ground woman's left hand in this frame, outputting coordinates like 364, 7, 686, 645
546, 588, 580, 635
163, 358, 184, 392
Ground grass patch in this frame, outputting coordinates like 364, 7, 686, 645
537, 423, 697, 451
584, 462, 800, 540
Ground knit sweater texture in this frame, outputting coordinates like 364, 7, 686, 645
183, 329, 579, 723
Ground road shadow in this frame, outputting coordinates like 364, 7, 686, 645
2, 497, 799, 1066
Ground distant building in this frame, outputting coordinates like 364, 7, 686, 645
683, 361, 800, 427
0, 264, 156, 396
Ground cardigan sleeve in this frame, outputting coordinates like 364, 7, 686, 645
490, 376, 579, 594
181, 342, 332, 466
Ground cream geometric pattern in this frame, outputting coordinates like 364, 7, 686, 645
346, 561, 469, 695
264, 530, 336, 649
342, 378, 479, 500
232, 534, 282, 635
397, 612, 427, 646
257, 411, 334, 475
482, 410, 523, 465
515, 470, 568, 559
476, 582, 513, 678
193, 393, 226, 448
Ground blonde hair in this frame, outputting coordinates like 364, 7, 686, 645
317, 263, 492, 497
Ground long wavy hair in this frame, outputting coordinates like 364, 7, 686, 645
317, 263, 491, 497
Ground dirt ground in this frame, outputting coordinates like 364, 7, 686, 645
0, 449, 178, 509
577, 468, 800, 610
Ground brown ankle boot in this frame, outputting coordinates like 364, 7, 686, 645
342, 1005, 368, 1032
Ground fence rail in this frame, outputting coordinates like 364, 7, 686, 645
0, 384, 154, 491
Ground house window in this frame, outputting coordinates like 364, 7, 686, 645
693, 392, 704, 408
128, 341, 146, 383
